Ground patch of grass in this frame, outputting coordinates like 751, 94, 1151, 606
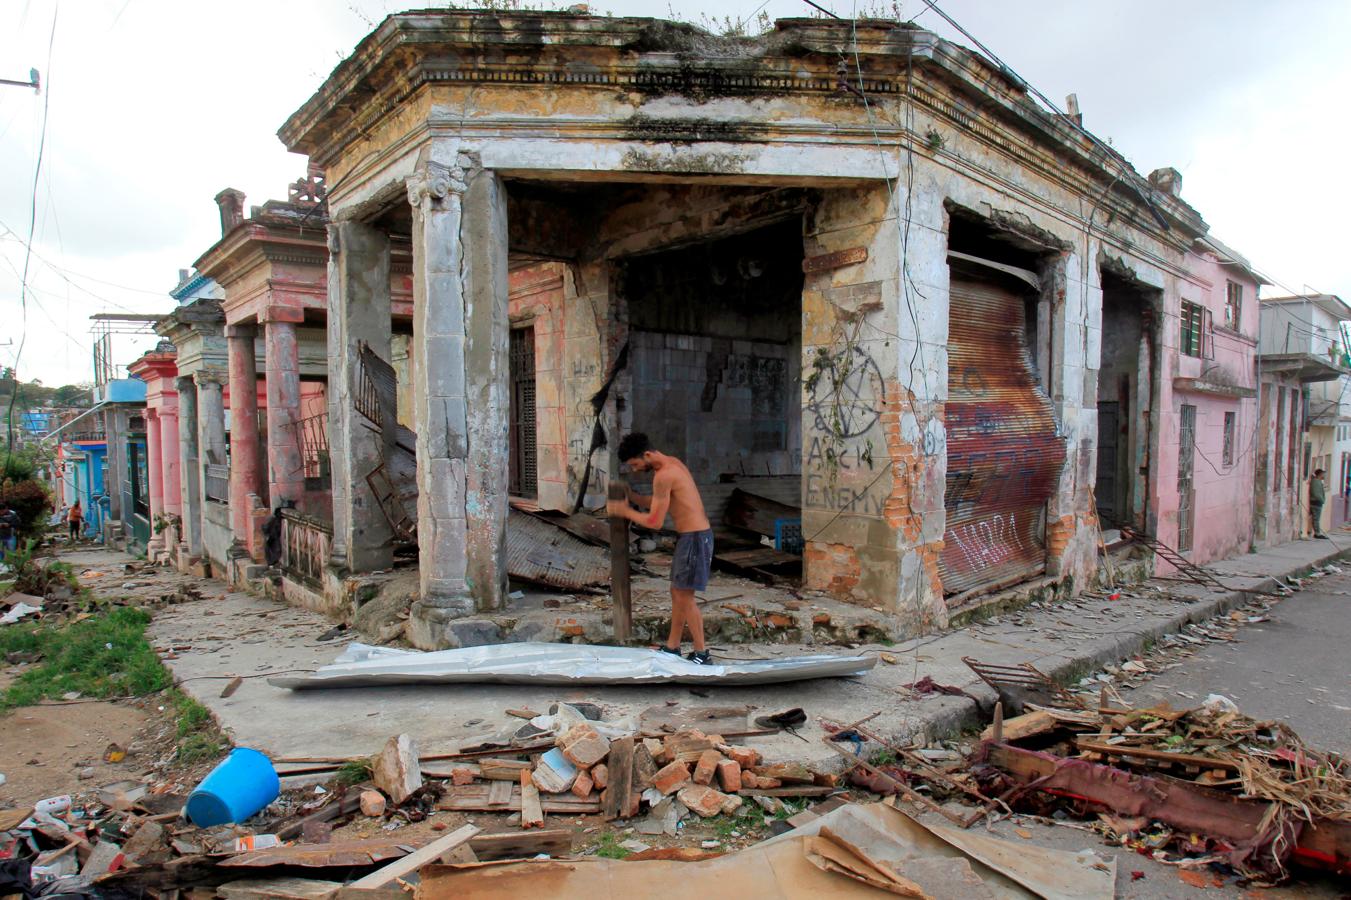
336, 758, 374, 786
0, 606, 169, 711
167, 688, 228, 763
593, 832, 630, 859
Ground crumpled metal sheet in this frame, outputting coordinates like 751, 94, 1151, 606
271, 642, 877, 689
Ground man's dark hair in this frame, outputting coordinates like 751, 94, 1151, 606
617, 432, 652, 463
1315, 468, 1325, 477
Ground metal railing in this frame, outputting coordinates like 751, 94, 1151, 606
279, 509, 332, 585
287, 409, 331, 479
205, 464, 230, 503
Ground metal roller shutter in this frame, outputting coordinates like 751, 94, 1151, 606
940, 276, 1067, 597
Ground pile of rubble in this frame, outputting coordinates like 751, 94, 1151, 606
972, 694, 1351, 882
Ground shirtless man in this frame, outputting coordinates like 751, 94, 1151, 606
607, 433, 715, 664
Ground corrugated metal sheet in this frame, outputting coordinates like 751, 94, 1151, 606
507, 508, 611, 590
940, 277, 1066, 596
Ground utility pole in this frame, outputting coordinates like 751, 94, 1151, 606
0, 68, 40, 92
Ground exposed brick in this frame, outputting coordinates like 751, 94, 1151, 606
652, 761, 692, 795
692, 749, 722, 786
740, 771, 758, 790
677, 784, 730, 818
751, 775, 782, 789
716, 759, 741, 793
591, 764, 609, 790
721, 746, 760, 769
720, 793, 744, 815
558, 724, 610, 769
450, 768, 476, 786
642, 738, 665, 764
571, 770, 594, 799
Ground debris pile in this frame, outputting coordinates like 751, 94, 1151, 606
974, 694, 1351, 881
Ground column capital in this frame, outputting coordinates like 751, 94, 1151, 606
259, 305, 305, 325
145, 407, 158, 421
224, 322, 257, 340
174, 375, 196, 392
405, 153, 476, 215
194, 369, 227, 387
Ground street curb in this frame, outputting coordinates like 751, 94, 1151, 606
885, 544, 1351, 750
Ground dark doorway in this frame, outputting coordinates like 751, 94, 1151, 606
1096, 270, 1156, 530
509, 325, 537, 498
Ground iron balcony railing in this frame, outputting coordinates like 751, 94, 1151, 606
279, 509, 332, 585
204, 464, 230, 503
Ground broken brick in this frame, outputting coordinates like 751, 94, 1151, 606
642, 737, 666, 764
652, 761, 692, 796
741, 771, 758, 790
720, 793, 744, 815
591, 764, 609, 790
716, 759, 742, 793
677, 784, 731, 818
571, 770, 594, 799
721, 745, 760, 769
450, 768, 476, 786
558, 724, 611, 769
692, 749, 722, 786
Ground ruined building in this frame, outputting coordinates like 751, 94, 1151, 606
152, 12, 1272, 647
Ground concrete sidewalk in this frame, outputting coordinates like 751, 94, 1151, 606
140, 535, 1349, 771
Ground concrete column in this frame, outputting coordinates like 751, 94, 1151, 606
145, 408, 165, 551
263, 308, 306, 510
406, 152, 510, 640
159, 406, 181, 517
326, 221, 394, 572
176, 376, 202, 560
226, 323, 263, 551
197, 372, 227, 476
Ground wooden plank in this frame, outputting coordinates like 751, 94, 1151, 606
722, 488, 799, 538
603, 736, 635, 821
469, 829, 573, 861
347, 825, 479, 889
980, 709, 1054, 744
435, 783, 599, 814
487, 780, 513, 808
740, 786, 839, 798
519, 770, 544, 829
1073, 740, 1240, 772
608, 483, 632, 642
480, 758, 532, 781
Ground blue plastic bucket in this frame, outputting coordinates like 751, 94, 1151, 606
185, 747, 280, 827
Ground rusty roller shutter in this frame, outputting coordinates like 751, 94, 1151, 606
940, 276, 1066, 597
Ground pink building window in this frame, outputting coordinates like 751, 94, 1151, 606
1225, 281, 1243, 330
1223, 411, 1236, 466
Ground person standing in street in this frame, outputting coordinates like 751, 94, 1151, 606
1309, 468, 1328, 539
0, 504, 20, 553
608, 432, 715, 665
67, 501, 84, 543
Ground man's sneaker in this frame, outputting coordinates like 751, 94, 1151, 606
657, 644, 682, 656
687, 650, 712, 665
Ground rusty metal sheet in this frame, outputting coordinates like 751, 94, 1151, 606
507, 507, 610, 590
220, 837, 415, 868
802, 247, 868, 274
941, 277, 1067, 598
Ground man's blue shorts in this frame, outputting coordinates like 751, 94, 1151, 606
672, 529, 714, 591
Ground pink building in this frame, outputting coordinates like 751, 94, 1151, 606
1150, 237, 1265, 565
127, 346, 183, 559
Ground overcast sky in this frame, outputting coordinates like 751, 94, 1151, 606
2, 0, 1348, 388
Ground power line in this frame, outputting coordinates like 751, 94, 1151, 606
5, 4, 56, 468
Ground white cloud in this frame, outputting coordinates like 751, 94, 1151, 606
2, 0, 1347, 386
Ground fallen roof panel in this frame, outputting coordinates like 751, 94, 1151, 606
270, 642, 877, 689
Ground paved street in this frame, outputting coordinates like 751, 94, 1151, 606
1125, 564, 1351, 755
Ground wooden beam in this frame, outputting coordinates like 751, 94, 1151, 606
346, 824, 479, 889
608, 483, 632, 643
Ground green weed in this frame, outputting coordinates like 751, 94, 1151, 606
336, 759, 374, 786
166, 688, 228, 763
0, 606, 169, 710
593, 832, 630, 859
